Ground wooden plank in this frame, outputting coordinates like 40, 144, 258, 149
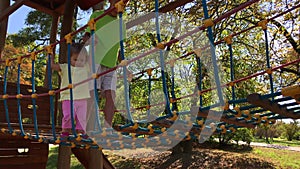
150, 107, 255, 129
0, 155, 48, 165
247, 93, 300, 119
0, 148, 48, 156
0, 82, 52, 125
126, 0, 194, 29
197, 109, 255, 128
0, 148, 19, 156
0, 138, 48, 148
0, 0, 25, 22
0, 135, 49, 168
0, 108, 50, 124
0, 163, 46, 169
0, 122, 61, 130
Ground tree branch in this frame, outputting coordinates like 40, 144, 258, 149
280, 67, 300, 76
270, 19, 300, 55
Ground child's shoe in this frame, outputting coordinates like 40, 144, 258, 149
60, 132, 70, 141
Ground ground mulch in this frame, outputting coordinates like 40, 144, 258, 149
106, 142, 275, 169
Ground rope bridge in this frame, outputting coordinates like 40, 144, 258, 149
0, 0, 299, 152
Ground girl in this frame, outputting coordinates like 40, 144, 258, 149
51, 43, 90, 138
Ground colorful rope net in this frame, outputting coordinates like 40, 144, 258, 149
0, 0, 299, 149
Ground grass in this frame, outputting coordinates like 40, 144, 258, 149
254, 137, 300, 147
253, 147, 300, 169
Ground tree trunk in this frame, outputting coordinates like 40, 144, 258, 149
265, 129, 269, 143
0, 0, 10, 58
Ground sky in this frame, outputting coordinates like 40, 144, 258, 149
7, 2, 32, 34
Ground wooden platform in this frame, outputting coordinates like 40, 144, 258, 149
0, 135, 49, 169
0, 82, 53, 168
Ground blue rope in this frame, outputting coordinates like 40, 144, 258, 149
90, 30, 102, 131
119, 12, 134, 124
263, 29, 274, 101
17, 62, 25, 136
3, 66, 12, 133
155, 0, 172, 116
66, 43, 77, 137
31, 58, 39, 139
201, 0, 224, 106
47, 53, 56, 139
228, 44, 236, 106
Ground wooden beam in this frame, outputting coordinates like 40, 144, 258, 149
0, 0, 25, 22
23, 0, 58, 16
0, 0, 11, 58
126, 0, 194, 29
247, 93, 300, 119
54, 4, 65, 15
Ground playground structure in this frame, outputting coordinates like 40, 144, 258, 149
0, 0, 300, 168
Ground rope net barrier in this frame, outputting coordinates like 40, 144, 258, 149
0, 0, 299, 149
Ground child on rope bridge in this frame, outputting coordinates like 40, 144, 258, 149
50, 43, 90, 138
81, 0, 126, 129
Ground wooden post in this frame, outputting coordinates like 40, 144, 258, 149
58, 0, 76, 64
57, 146, 71, 169
56, 1, 75, 167
71, 148, 89, 168
89, 149, 103, 169
71, 148, 104, 169
44, 14, 60, 88
0, 0, 10, 58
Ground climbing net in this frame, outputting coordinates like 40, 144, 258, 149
0, 0, 300, 150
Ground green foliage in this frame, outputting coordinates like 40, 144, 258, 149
233, 128, 254, 146
113, 112, 126, 125
7, 11, 52, 48
282, 120, 300, 141
254, 120, 300, 143
294, 131, 300, 140
215, 128, 253, 146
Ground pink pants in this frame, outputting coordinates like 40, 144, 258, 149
62, 99, 87, 132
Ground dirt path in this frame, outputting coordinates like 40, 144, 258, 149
249, 142, 300, 152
